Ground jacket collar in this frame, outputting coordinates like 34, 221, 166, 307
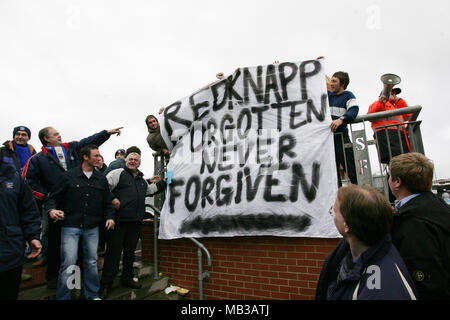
339, 235, 392, 282
398, 191, 450, 230
4, 140, 35, 154
41, 146, 68, 172
73, 165, 101, 179
124, 165, 144, 178
41, 143, 70, 155
147, 126, 160, 134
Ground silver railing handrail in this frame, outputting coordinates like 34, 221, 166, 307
145, 202, 213, 299
144, 202, 161, 280
189, 237, 212, 300
353, 105, 422, 123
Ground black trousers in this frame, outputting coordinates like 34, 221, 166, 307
374, 129, 410, 164
0, 265, 23, 300
334, 133, 357, 187
46, 220, 61, 282
101, 221, 141, 288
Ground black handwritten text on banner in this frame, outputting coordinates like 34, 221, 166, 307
159, 60, 339, 239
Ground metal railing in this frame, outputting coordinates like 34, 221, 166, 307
150, 152, 213, 300
144, 202, 161, 280
343, 105, 423, 197
189, 238, 212, 300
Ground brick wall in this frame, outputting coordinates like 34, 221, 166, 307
141, 221, 340, 300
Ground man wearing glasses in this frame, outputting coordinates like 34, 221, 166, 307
1, 126, 36, 174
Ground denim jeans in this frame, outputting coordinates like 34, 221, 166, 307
57, 227, 99, 300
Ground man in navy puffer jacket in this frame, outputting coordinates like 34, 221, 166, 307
0, 159, 41, 299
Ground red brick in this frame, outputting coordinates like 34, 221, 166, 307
244, 257, 261, 264
269, 278, 289, 286
269, 264, 288, 272
244, 282, 261, 290
289, 279, 309, 288
315, 245, 337, 253
271, 291, 290, 299
286, 252, 306, 259
235, 262, 253, 269
242, 269, 260, 276
220, 261, 236, 268
261, 284, 279, 292
306, 252, 328, 261
220, 285, 237, 293
228, 280, 242, 288
252, 276, 269, 284
220, 273, 236, 280
299, 287, 317, 296
289, 294, 309, 300
280, 285, 299, 294
252, 263, 269, 271
141, 236, 345, 300
260, 271, 279, 278
287, 265, 308, 273
277, 258, 298, 266
268, 251, 286, 258
278, 272, 298, 280
253, 290, 272, 298
298, 273, 319, 281
296, 259, 318, 267
227, 268, 244, 275
235, 287, 254, 296
227, 255, 244, 262
259, 257, 278, 264
294, 245, 316, 252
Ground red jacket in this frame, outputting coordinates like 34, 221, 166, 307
368, 98, 410, 132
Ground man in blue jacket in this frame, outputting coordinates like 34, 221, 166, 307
316, 184, 417, 300
44, 145, 115, 300
23, 125, 123, 288
0, 158, 41, 300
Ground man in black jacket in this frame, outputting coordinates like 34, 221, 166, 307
389, 152, 450, 299
99, 152, 166, 299
44, 145, 115, 300
0, 158, 41, 300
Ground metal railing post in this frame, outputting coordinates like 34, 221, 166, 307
145, 203, 161, 280
190, 237, 212, 300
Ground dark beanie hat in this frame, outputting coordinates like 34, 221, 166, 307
13, 126, 31, 138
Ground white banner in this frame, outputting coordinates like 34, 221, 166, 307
159, 60, 339, 239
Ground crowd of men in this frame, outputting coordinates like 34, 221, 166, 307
0, 62, 449, 300
0, 125, 166, 300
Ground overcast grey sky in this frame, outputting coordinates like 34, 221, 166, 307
1, 0, 449, 179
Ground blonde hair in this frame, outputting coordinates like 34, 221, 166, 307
389, 152, 434, 193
